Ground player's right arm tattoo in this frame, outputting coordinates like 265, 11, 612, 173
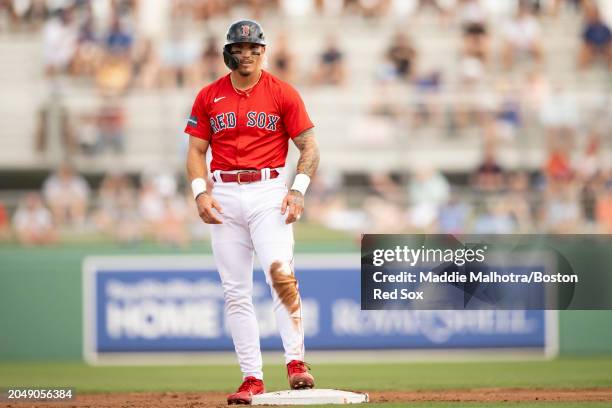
292, 129, 320, 178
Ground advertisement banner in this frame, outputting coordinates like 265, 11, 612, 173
83, 255, 556, 363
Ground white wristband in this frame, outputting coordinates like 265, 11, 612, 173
291, 174, 310, 195
191, 178, 206, 199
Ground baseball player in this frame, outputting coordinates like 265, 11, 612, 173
185, 20, 320, 405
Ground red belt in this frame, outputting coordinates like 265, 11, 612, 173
217, 170, 279, 184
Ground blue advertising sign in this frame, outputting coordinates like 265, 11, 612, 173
83, 255, 556, 363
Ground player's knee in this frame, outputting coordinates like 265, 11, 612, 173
223, 293, 253, 312
221, 284, 252, 305
268, 260, 301, 312
270, 260, 292, 276
267, 260, 296, 286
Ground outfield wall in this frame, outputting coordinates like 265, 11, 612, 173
1, 245, 611, 361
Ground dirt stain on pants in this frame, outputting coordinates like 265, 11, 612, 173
270, 261, 302, 329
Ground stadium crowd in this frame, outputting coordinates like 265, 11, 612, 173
2, 149, 612, 246
0, 0, 611, 245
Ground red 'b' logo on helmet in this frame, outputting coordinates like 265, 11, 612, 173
241, 25, 250, 37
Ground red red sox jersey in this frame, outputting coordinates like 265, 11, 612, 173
184, 70, 314, 172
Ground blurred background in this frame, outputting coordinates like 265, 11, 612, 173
0, 0, 610, 248
0, 0, 611, 369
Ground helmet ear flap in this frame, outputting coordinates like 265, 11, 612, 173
223, 45, 239, 70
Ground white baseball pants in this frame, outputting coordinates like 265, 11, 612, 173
210, 172, 305, 380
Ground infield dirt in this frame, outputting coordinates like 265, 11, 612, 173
2, 388, 612, 408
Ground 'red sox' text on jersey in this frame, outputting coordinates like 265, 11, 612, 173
184, 70, 314, 171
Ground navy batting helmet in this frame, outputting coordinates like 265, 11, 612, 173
223, 20, 266, 70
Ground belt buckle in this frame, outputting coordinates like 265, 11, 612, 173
236, 170, 254, 184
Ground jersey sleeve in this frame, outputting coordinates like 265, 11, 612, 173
281, 83, 314, 139
184, 90, 211, 140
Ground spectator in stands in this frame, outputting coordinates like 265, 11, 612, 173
42, 163, 90, 227
505, 171, 534, 232
0, 199, 9, 241
95, 15, 133, 93
540, 84, 578, 151
133, 38, 161, 89
407, 166, 450, 230
95, 97, 126, 155
245, 0, 277, 19
521, 0, 544, 15
369, 173, 403, 204
71, 8, 103, 77
520, 68, 549, 126
472, 149, 506, 193
415, 0, 450, 19
369, 80, 402, 119
93, 171, 141, 243
411, 68, 443, 128
364, 194, 407, 232
311, 34, 346, 86
455, 0, 488, 29
94, 171, 124, 234
351, 82, 398, 145
494, 80, 522, 141
502, 0, 543, 69
454, 7, 494, 137
457, 0, 490, 63
35, 84, 76, 160
13, 192, 57, 245
578, 3, 612, 70
304, 170, 343, 221
463, 24, 489, 62
438, 191, 471, 234
270, 32, 297, 83
596, 173, 612, 233
545, 145, 574, 181
580, 170, 602, 226
137, 170, 190, 245
318, 195, 370, 232
191, 0, 229, 21
75, 110, 99, 155
42, 7, 77, 76
575, 130, 604, 180
542, 180, 582, 232
138, 177, 165, 237
95, 51, 132, 94
196, 36, 223, 85
358, 0, 390, 18
105, 15, 133, 56
472, 198, 517, 233
156, 195, 190, 247
2, 0, 48, 31
550, 0, 584, 16
160, 26, 199, 87
356, 173, 406, 233
385, 31, 417, 81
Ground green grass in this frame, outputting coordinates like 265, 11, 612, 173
1, 358, 611, 393
0, 221, 358, 252
1, 359, 610, 407
309, 405, 611, 408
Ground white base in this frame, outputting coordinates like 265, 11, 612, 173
251, 389, 369, 405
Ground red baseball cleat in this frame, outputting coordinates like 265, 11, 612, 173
227, 376, 265, 405
287, 360, 315, 389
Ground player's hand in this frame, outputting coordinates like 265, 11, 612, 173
196, 192, 223, 224
281, 190, 304, 224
